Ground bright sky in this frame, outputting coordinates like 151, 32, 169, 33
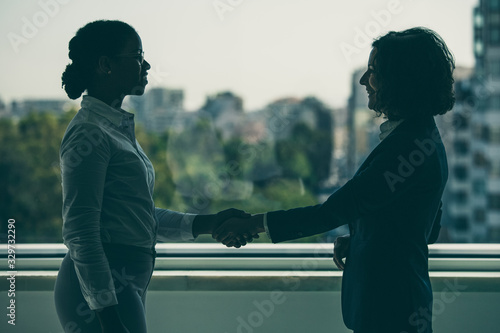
0, 0, 477, 111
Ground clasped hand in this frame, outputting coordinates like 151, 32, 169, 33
212, 211, 263, 248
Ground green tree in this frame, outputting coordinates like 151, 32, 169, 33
0, 111, 75, 242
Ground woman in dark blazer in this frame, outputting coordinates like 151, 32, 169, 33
214, 27, 455, 333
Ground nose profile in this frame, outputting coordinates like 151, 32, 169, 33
359, 71, 367, 86
143, 59, 151, 70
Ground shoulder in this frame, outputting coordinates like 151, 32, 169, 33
379, 116, 446, 182
383, 116, 443, 153
61, 111, 110, 156
362, 116, 445, 181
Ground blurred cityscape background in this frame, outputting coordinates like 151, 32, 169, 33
0, 0, 498, 243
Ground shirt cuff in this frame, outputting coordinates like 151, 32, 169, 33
182, 213, 197, 241
263, 213, 273, 241
155, 208, 197, 242
85, 289, 118, 310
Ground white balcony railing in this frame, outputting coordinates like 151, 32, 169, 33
1, 244, 499, 333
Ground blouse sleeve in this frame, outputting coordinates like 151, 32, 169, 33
60, 123, 117, 310
155, 208, 197, 242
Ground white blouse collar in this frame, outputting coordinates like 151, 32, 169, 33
379, 118, 405, 141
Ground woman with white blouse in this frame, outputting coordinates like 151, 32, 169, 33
54, 20, 250, 333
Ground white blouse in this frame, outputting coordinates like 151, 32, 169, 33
60, 95, 196, 310
379, 118, 405, 141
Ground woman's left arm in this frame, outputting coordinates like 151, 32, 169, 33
155, 208, 197, 242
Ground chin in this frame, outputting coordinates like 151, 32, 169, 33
130, 86, 146, 96
367, 96, 377, 110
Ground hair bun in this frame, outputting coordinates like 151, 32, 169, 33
61, 63, 87, 100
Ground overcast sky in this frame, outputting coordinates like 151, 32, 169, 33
0, 0, 477, 111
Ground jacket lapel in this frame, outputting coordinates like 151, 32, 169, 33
353, 119, 409, 176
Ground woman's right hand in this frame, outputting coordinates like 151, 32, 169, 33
96, 305, 130, 333
333, 234, 350, 270
101, 324, 130, 333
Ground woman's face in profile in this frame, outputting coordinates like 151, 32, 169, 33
359, 48, 379, 110
111, 32, 151, 97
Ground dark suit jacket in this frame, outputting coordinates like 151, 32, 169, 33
267, 116, 447, 333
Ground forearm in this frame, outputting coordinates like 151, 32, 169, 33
155, 208, 197, 242
65, 244, 118, 309
63, 222, 117, 310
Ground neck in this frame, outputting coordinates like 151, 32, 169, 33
87, 91, 124, 109
87, 79, 125, 109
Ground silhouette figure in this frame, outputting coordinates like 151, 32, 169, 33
54, 20, 251, 333
214, 27, 455, 333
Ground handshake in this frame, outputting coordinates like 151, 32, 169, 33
196, 208, 265, 248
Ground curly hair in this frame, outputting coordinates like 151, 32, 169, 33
371, 27, 455, 120
61, 20, 137, 99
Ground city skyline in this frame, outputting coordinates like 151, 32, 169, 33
0, 0, 477, 111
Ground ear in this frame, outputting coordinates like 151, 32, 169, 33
97, 55, 112, 75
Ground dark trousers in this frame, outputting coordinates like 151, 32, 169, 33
54, 243, 156, 333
